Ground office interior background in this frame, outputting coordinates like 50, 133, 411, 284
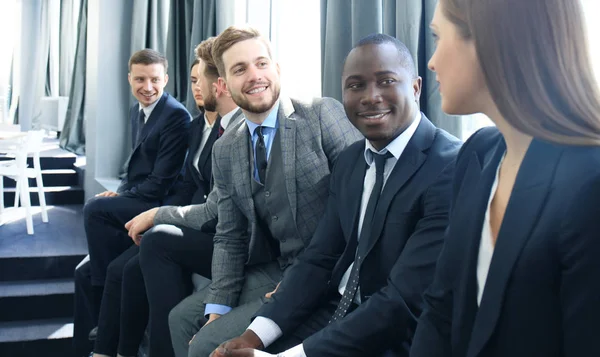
0, 0, 599, 356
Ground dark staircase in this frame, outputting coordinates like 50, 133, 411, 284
0, 141, 87, 357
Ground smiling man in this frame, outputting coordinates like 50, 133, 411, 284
211, 33, 462, 357
73, 49, 191, 357
166, 26, 362, 357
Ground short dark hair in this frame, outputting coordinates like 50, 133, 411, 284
129, 49, 168, 73
195, 37, 220, 81
353, 33, 417, 78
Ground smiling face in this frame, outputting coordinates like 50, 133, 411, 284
128, 63, 168, 107
342, 43, 421, 150
221, 38, 280, 117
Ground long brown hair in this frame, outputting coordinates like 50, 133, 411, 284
441, 0, 600, 145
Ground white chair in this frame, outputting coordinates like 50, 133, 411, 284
0, 130, 48, 234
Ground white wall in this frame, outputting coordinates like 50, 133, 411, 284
84, 0, 134, 199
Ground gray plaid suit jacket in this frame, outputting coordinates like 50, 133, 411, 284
153, 109, 244, 229
207, 96, 362, 307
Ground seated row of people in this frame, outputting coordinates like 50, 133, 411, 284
77, 0, 600, 356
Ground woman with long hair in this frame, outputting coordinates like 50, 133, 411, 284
411, 0, 600, 356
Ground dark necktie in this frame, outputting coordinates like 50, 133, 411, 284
255, 126, 268, 184
330, 151, 393, 322
136, 109, 146, 145
218, 124, 225, 138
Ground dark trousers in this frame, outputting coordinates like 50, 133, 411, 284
83, 195, 157, 287
94, 245, 148, 357
73, 257, 99, 357
138, 224, 214, 357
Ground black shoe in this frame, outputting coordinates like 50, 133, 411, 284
88, 326, 98, 341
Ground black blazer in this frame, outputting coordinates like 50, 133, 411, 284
258, 116, 461, 357
165, 113, 221, 207
118, 92, 190, 203
411, 127, 600, 357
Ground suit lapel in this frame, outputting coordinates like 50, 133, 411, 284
362, 117, 431, 258
466, 139, 563, 357
451, 140, 503, 355
279, 97, 298, 221
133, 93, 168, 153
197, 116, 221, 181
231, 119, 255, 216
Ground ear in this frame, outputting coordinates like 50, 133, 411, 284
413, 76, 422, 103
217, 77, 231, 98
276, 62, 281, 76
128, 73, 132, 86
163, 74, 169, 87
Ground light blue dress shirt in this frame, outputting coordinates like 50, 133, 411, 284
204, 101, 280, 317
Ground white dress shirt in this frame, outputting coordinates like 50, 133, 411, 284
476, 154, 503, 306
192, 107, 238, 172
248, 113, 422, 357
192, 114, 215, 172
139, 98, 160, 123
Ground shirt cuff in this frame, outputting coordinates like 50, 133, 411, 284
247, 316, 283, 348
280, 344, 306, 357
204, 304, 232, 317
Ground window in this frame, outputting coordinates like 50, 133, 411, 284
226, 0, 322, 101
0, 0, 21, 124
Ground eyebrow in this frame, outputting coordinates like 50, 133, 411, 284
229, 56, 270, 72
429, 23, 438, 30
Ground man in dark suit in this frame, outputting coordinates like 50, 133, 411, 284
73, 49, 190, 357
167, 26, 363, 357
102, 37, 241, 357
212, 34, 461, 357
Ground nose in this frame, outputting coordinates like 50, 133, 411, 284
360, 84, 383, 106
144, 80, 153, 91
246, 64, 262, 82
428, 55, 435, 72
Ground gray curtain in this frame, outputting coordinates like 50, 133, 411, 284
18, 0, 53, 130
59, 0, 87, 155
59, 0, 82, 96
130, 0, 217, 117
320, 0, 461, 136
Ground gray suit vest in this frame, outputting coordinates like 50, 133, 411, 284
251, 132, 304, 269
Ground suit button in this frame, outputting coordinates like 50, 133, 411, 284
265, 191, 270, 197
272, 215, 278, 221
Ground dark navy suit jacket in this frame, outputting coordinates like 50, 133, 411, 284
258, 115, 461, 357
165, 113, 221, 207
411, 127, 600, 357
118, 92, 190, 203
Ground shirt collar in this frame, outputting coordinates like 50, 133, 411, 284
220, 107, 240, 130
363, 112, 422, 166
203, 113, 214, 131
139, 98, 160, 122
245, 101, 280, 136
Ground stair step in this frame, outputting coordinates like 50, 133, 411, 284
0, 279, 74, 322
2, 169, 79, 188
3, 186, 84, 205
0, 318, 73, 343
0, 318, 74, 357
0, 278, 74, 298
0, 255, 86, 282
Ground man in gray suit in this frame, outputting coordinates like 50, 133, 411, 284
167, 26, 362, 357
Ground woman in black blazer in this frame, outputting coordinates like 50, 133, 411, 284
411, 0, 600, 356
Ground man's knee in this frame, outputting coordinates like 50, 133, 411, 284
139, 225, 175, 266
83, 196, 108, 220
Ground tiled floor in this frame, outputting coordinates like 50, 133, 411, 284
0, 204, 86, 258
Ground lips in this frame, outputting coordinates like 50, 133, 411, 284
357, 110, 391, 120
244, 82, 270, 95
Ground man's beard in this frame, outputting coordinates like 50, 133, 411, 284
231, 84, 280, 114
